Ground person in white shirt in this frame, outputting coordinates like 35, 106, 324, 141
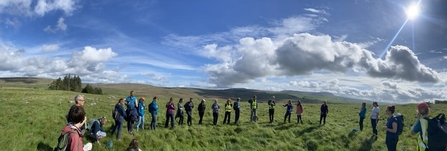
370, 102, 380, 137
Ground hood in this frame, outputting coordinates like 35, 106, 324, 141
61, 123, 81, 135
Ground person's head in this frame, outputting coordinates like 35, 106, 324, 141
74, 94, 85, 106
214, 99, 218, 104
227, 98, 231, 103
189, 98, 193, 102
100, 117, 107, 125
139, 97, 145, 102
69, 106, 86, 124
323, 100, 327, 105
417, 102, 430, 116
297, 100, 301, 105
253, 95, 257, 99
153, 96, 157, 101
179, 98, 184, 103
362, 102, 366, 107
201, 99, 206, 103
386, 105, 395, 116
288, 100, 291, 104
272, 96, 275, 99
237, 97, 240, 102
118, 98, 125, 105
127, 138, 139, 150
130, 90, 135, 97
372, 102, 378, 107
169, 97, 173, 103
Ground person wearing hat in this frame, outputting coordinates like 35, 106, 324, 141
198, 99, 206, 124
411, 102, 430, 151
233, 97, 241, 124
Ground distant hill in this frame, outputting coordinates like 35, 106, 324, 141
0, 77, 366, 104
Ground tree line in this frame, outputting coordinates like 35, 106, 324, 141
48, 74, 103, 94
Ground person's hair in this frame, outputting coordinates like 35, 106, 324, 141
253, 95, 256, 98
237, 97, 240, 101
118, 98, 124, 104
127, 138, 139, 151
169, 97, 173, 102
69, 106, 85, 124
130, 90, 134, 93
297, 100, 301, 105
74, 94, 84, 104
387, 105, 395, 114
153, 96, 157, 100
373, 102, 378, 106
179, 98, 183, 102
362, 102, 366, 106
190, 98, 193, 101
139, 97, 145, 102
227, 98, 231, 103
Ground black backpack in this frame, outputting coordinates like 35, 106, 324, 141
427, 113, 447, 151
148, 102, 154, 113
394, 113, 404, 135
54, 130, 80, 151
112, 107, 120, 120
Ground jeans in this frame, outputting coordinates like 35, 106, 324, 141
223, 112, 231, 124
136, 115, 144, 131
165, 114, 175, 129
297, 114, 303, 124
186, 111, 192, 126
359, 117, 365, 131
111, 119, 123, 140
250, 109, 257, 122
371, 118, 378, 135
385, 137, 398, 151
213, 112, 219, 125
234, 109, 240, 124
284, 112, 291, 123
269, 109, 274, 123
177, 114, 184, 125
150, 113, 157, 130
198, 112, 204, 124
127, 120, 135, 133
320, 114, 327, 125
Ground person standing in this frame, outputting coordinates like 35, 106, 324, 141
148, 97, 159, 130
319, 100, 328, 125
359, 102, 367, 131
66, 94, 86, 136
176, 98, 185, 126
370, 102, 380, 137
248, 95, 258, 122
125, 90, 138, 135
211, 99, 220, 125
233, 98, 241, 124
283, 100, 293, 123
184, 98, 194, 126
268, 96, 276, 123
111, 98, 127, 140
223, 98, 232, 124
410, 102, 430, 151
165, 98, 175, 129
136, 97, 145, 131
296, 100, 303, 124
382, 105, 398, 151
198, 99, 206, 124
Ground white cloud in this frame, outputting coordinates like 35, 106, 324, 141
147, 73, 169, 83
69, 46, 117, 67
44, 17, 67, 33
4, 17, 21, 29
304, 8, 329, 15
0, 0, 78, 17
382, 81, 398, 89
41, 44, 60, 52
444, 56, 447, 59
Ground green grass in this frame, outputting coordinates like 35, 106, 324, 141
1, 85, 446, 150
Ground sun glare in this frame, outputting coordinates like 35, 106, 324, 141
406, 3, 420, 20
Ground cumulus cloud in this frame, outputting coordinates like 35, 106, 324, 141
382, 81, 398, 89
444, 56, 447, 59
0, 0, 78, 17
41, 44, 60, 52
290, 80, 319, 88
203, 33, 441, 86
69, 46, 117, 68
44, 17, 67, 33
147, 73, 169, 83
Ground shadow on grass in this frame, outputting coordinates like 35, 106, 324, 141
359, 135, 377, 151
274, 123, 298, 130
37, 142, 53, 151
296, 125, 320, 135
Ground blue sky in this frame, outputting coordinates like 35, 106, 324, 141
1, 0, 446, 103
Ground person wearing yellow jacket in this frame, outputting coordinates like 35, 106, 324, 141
411, 102, 430, 151
248, 95, 258, 122
223, 98, 232, 124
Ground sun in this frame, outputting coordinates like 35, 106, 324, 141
406, 3, 420, 20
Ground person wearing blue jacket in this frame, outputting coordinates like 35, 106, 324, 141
136, 97, 146, 131
90, 117, 107, 145
149, 97, 159, 130
359, 102, 367, 131
283, 100, 293, 123
125, 90, 138, 135
111, 98, 127, 140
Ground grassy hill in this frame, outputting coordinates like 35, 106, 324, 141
1, 77, 446, 151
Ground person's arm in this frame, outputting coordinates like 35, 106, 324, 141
384, 121, 398, 133
411, 118, 421, 135
120, 106, 127, 118
326, 106, 329, 114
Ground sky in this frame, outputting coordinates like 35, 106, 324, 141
0, 0, 446, 103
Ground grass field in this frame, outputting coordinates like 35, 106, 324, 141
1, 85, 447, 151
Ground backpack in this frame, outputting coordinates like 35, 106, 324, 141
85, 119, 99, 131
427, 113, 447, 151
394, 113, 404, 135
148, 102, 154, 113
54, 130, 80, 151
112, 107, 120, 120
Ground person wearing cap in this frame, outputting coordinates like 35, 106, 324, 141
135, 97, 145, 131
268, 96, 276, 123
184, 98, 194, 126
233, 97, 241, 124
411, 102, 430, 151
198, 99, 206, 124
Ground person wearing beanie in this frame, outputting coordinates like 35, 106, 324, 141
411, 102, 430, 151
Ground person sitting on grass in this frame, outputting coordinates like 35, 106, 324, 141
88, 117, 107, 146
126, 138, 143, 151
60, 105, 86, 151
